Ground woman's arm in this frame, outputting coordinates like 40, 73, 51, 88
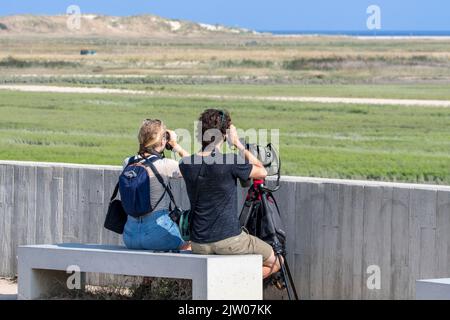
167, 130, 189, 158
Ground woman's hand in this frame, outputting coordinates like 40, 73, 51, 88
167, 129, 189, 157
166, 129, 178, 148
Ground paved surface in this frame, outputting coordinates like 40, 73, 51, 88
0, 278, 18, 300
1, 85, 450, 107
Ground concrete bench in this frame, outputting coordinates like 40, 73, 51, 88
416, 279, 450, 300
18, 244, 263, 300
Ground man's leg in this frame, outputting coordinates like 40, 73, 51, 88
205, 230, 284, 279
263, 250, 284, 279
179, 241, 192, 251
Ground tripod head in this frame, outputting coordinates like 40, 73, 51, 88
258, 180, 281, 193
252, 179, 280, 194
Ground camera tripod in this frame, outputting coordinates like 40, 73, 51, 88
239, 179, 299, 300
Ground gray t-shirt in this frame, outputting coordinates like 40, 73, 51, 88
122, 155, 182, 213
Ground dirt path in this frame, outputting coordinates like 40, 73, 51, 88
1, 84, 450, 107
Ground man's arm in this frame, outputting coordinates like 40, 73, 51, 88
228, 125, 267, 180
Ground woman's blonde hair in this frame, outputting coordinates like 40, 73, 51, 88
138, 119, 166, 155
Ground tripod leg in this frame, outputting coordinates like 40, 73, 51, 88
275, 254, 292, 300
282, 257, 299, 300
273, 253, 298, 300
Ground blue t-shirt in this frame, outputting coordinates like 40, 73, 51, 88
179, 152, 253, 243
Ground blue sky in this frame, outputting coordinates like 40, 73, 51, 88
0, 0, 449, 31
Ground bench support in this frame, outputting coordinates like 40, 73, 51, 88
191, 255, 263, 300
416, 279, 450, 300
18, 267, 86, 300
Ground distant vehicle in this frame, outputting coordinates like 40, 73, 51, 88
80, 50, 97, 55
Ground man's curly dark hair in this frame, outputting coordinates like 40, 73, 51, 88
197, 109, 232, 150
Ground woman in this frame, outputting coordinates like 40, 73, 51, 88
122, 119, 191, 251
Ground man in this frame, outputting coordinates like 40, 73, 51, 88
179, 109, 282, 279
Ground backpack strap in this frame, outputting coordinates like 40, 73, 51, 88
144, 158, 179, 209
143, 156, 170, 211
110, 183, 119, 202
126, 155, 139, 166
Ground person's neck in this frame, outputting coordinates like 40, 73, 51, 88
142, 150, 163, 158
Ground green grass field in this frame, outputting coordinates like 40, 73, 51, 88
1, 35, 450, 185
1, 89, 449, 184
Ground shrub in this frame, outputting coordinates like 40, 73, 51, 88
0, 56, 81, 69
217, 59, 274, 68
282, 57, 344, 70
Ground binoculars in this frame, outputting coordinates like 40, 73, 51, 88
165, 131, 173, 151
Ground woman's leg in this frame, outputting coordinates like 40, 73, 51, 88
140, 210, 187, 251
123, 218, 141, 249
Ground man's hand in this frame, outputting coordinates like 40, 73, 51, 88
228, 124, 266, 178
227, 124, 245, 151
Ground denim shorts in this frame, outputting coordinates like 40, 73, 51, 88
123, 209, 185, 251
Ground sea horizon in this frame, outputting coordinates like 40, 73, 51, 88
261, 30, 450, 37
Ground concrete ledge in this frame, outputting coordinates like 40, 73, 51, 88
278, 175, 450, 191
18, 244, 263, 300
0, 160, 121, 170
2, 160, 449, 191
416, 279, 450, 300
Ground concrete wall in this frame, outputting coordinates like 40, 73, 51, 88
1, 160, 450, 299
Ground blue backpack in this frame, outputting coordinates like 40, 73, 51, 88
119, 155, 165, 218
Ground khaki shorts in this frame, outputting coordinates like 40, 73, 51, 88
191, 228, 273, 262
